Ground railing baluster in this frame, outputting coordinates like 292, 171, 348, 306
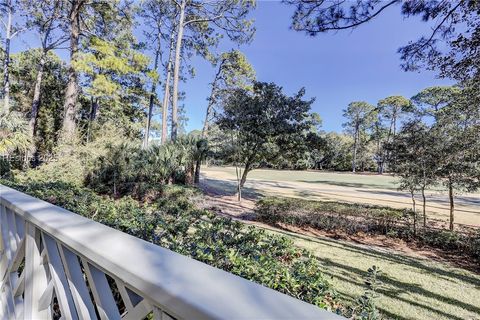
81, 258, 121, 320
0, 205, 11, 278
6, 208, 18, 260
0, 205, 17, 320
121, 300, 152, 320
10, 272, 24, 320
115, 279, 135, 311
115, 279, 153, 320
59, 245, 98, 320
8, 237, 24, 275
0, 289, 8, 319
42, 233, 79, 320
23, 223, 49, 319
14, 213, 24, 243
13, 269, 24, 298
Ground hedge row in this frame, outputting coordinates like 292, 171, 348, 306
255, 196, 412, 234
255, 196, 480, 260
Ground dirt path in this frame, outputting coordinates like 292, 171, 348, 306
201, 167, 480, 227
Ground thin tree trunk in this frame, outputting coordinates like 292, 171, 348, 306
143, 41, 161, 149
194, 158, 201, 184
2, 0, 12, 114
411, 190, 416, 236
448, 180, 454, 231
352, 126, 358, 173
161, 34, 175, 144
380, 121, 394, 174
60, 0, 81, 142
86, 97, 98, 142
393, 115, 397, 139
421, 186, 427, 227
240, 162, 251, 187
29, 53, 46, 137
376, 135, 381, 173
170, 0, 186, 141
235, 164, 242, 202
202, 101, 213, 138
202, 60, 224, 138
375, 122, 383, 174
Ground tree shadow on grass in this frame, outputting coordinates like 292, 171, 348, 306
354, 189, 480, 214
200, 177, 262, 201
272, 227, 480, 286
339, 291, 412, 320
267, 226, 480, 319
330, 271, 470, 320
283, 229, 480, 319
298, 180, 397, 190
318, 257, 480, 319
292, 190, 414, 207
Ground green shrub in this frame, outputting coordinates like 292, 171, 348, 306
417, 229, 480, 260
86, 137, 207, 199
255, 196, 409, 235
351, 266, 382, 320
255, 196, 480, 260
0, 158, 12, 179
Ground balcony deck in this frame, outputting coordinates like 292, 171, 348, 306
0, 185, 343, 320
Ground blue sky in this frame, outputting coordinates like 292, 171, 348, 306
13, 1, 453, 133
180, 1, 452, 133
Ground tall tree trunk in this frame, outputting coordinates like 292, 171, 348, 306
86, 97, 98, 142
161, 33, 175, 144
2, 0, 12, 114
170, 0, 186, 141
352, 127, 358, 173
380, 122, 393, 174
376, 132, 382, 174
143, 41, 161, 149
393, 116, 397, 139
202, 60, 224, 138
29, 52, 47, 137
60, 0, 81, 142
448, 180, 454, 231
201, 101, 213, 138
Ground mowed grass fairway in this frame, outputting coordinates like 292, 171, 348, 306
264, 226, 480, 320
202, 166, 480, 227
201, 166, 480, 319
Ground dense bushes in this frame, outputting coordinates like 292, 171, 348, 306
86, 137, 207, 199
0, 179, 340, 312
0, 158, 12, 179
255, 196, 480, 260
416, 228, 480, 259
256, 196, 411, 234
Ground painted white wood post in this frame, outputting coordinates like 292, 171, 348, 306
0, 185, 344, 320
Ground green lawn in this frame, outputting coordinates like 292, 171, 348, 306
262, 226, 480, 320
207, 166, 399, 189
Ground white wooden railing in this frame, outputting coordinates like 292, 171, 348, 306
0, 185, 343, 320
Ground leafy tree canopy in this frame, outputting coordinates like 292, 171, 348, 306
216, 81, 315, 186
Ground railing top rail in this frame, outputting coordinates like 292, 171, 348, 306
0, 185, 342, 320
